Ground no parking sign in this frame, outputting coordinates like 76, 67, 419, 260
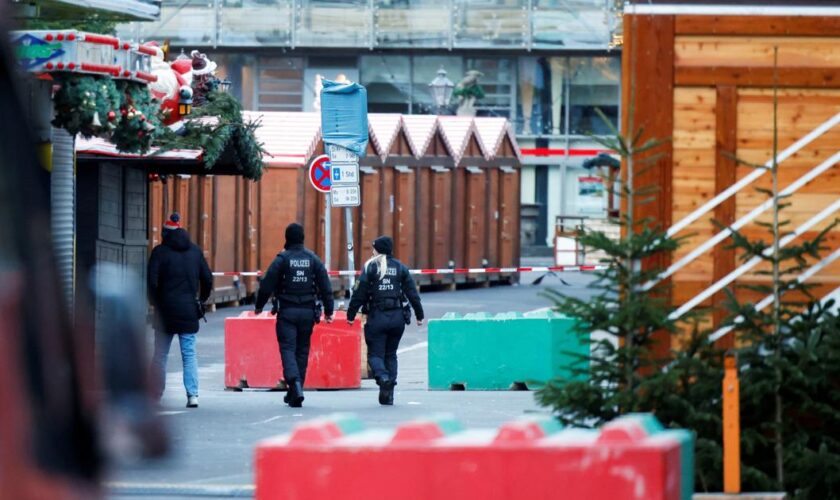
308, 155, 332, 193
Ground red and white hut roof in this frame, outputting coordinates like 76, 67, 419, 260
401, 115, 438, 158
437, 116, 492, 163
76, 112, 522, 166
367, 114, 403, 161
244, 111, 321, 167
473, 117, 523, 162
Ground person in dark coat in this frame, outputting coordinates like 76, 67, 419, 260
347, 236, 424, 406
147, 213, 213, 408
255, 223, 334, 408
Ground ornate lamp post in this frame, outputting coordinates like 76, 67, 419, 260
428, 67, 454, 115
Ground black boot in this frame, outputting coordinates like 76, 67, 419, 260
288, 379, 304, 408
385, 380, 396, 405
377, 376, 392, 406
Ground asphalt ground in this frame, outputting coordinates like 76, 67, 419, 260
107, 265, 598, 499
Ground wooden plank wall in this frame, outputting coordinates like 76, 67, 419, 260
626, 13, 840, 348
622, 13, 675, 355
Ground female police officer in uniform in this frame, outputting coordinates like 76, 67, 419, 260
347, 236, 424, 405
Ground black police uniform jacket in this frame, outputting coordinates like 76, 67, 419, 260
255, 244, 334, 315
346, 256, 424, 322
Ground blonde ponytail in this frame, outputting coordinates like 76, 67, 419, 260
365, 253, 388, 281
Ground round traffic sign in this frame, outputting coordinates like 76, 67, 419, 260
308, 154, 332, 193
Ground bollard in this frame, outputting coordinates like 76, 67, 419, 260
723, 353, 741, 493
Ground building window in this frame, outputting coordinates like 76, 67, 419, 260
516, 56, 565, 136
411, 55, 463, 115
360, 55, 411, 114
568, 57, 620, 136
465, 57, 514, 120
257, 57, 304, 111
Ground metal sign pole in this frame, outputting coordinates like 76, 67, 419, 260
325, 193, 332, 271
345, 207, 356, 290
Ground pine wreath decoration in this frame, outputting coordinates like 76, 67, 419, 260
111, 80, 162, 154
51, 73, 120, 137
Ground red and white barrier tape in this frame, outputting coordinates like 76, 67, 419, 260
212, 265, 607, 278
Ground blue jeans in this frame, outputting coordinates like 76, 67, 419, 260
152, 332, 198, 398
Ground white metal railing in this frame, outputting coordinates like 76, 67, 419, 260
664, 110, 840, 241
708, 246, 840, 342
669, 197, 840, 321
637, 110, 840, 326
644, 149, 840, 291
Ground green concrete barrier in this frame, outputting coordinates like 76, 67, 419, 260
427, 310, 588, 390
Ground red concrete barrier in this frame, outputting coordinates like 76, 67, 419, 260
254, 413, 694, 500
224, 310, 361, 389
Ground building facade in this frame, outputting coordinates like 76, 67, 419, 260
117, 0, 622, 252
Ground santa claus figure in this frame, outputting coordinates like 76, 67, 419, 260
190, 50, 218, 107
145, 42, 194, 126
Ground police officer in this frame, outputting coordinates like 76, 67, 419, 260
255, 223, 334, 407
347, 236, 424, 406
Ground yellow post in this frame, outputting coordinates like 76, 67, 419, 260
723, 353, 741, 493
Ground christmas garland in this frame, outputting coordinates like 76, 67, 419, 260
51, 74, 264, 180
50, 74, 161, 153
156, 91, 266, 180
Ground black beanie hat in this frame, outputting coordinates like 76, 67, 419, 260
284, 223, 305, 249
373, 236, 393, 256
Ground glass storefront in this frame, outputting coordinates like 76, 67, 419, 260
360, 55, 411, 114
215, 53, 620, 132
118, 0, 616, 51
568, 57, 620, 136
411, 55, 463, 115
355, 54, 619, 137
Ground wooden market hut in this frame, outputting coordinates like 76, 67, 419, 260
622, 2, 840, 350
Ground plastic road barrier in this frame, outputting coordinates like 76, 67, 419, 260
224, 310, 361, 390
254, 413, 694, 500
427, 310, 588, 390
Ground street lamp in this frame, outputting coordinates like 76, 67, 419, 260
428, 67, 454, 114
218, 79, 232, 94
